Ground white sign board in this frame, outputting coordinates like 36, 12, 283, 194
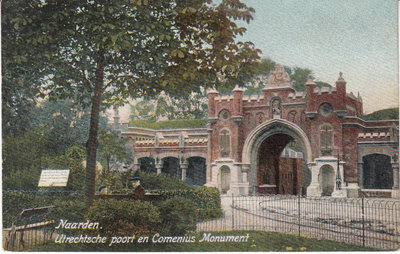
38, 169, 70, 187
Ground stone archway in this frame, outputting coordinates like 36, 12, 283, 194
242, 119, 312, 194
161, 157, 181, 178
362, 154, 393, 189
187, 157, 207, 186
138, 157, 156, 174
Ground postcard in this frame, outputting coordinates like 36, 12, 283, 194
2, 0, 399, 252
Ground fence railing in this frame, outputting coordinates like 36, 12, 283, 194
197, 195, 400, 250
3, 221, 56, 251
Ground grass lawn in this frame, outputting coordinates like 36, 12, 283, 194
30, 230, 376, 252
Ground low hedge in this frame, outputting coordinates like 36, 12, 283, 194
136, 171, 191, 191
159, 186, 222, 220
158, 197, 197, 235
86, 199, 161, 236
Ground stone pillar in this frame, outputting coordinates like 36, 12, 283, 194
240, 164, 250, 195
133, 157, 140, 173
307, 162, 322, 197
242, 164, 250, 183
156, 163, 163, 175
180, 162, 188, 182
358, 162, 364, 189
392, 162, 400, 199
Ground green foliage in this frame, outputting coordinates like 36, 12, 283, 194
136, 171, 191, 191
243, 58, 331, 95
130, 90, 208, 121
192, 186, 223, 220
98, 129, 132, 171
49, 199, 87, 227
2, 130, 46, 179
2, 99, 106, 190
362, 108, 399, 120
87, 199, 161, 236
3, 164, 43, 190
97, 170, 134, 194
129, 119, 208, 129
158, 197, 197, 235
2, 191, 81, 228
40, 145, 86, 191
4, 0, 260, 200
159, 187, 222, 221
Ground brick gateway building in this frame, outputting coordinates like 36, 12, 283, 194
117, 65, 399, 198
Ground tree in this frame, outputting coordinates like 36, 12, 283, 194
2, 0, 48, 136
130, 89, 208, 121
98, 129, 132, 171
4, 0, 260, 204
243, 58, 332, 95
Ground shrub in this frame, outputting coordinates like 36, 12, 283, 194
86, 198, 161, 236
158, 197, 197, 235
159, 186, 222, 221
49, 198, 87, 228
193, 186, 223, 220
136, 171, 191, 191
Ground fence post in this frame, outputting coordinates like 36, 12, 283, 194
298, 189, 301, 237
362, 196, 365, 247
231, 193, 235, 230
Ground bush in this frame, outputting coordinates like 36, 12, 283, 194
86, 198, 161, 236
49, 198, 87, 228
193, 186, 223, 220
158, 197, 197, 235
136, 171, 191, 191
159, 186, 222, 221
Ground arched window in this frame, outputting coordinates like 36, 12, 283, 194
320, 124, 333, 156
287, 110, 297, 123
219, 129, 231, 157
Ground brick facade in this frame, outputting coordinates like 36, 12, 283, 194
119, 64, 399, 198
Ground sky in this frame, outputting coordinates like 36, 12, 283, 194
237, 0, 399, 113
115, 0, 399, 121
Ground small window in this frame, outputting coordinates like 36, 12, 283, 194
219, 110, 230, 121
219, 129, 231, 157
320, 124, 333, 156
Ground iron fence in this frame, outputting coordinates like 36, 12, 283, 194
197, 194, 400, 250
4, 190, 400, 251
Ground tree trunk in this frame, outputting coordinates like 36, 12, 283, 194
85, 50, 105, 206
